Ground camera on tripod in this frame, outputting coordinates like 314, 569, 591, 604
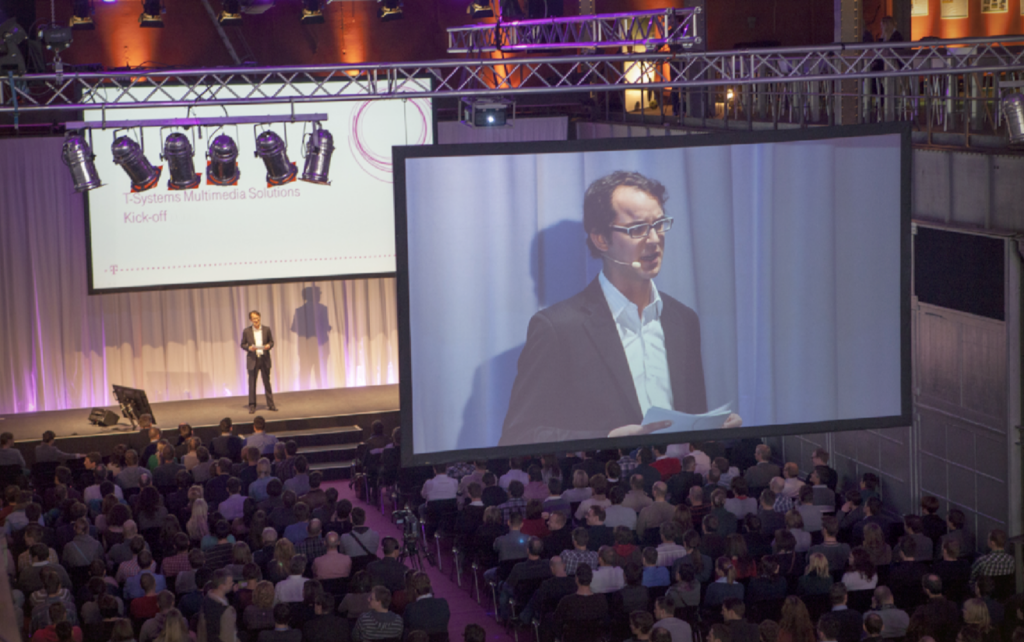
392, 508, 420, 543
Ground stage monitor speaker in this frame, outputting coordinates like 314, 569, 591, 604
88, 408, 121, 427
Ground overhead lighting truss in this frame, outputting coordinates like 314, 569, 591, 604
447, 7, 702, 53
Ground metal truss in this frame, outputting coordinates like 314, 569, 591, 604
446, 8, 701, 54
2, 35, 1024, 115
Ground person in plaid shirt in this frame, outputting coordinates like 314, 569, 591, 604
496, 480, 528, 523
297, 519, 327, 567
560, 527, 599, 576
160, 532, 192, 578
970, 529, 1015, 585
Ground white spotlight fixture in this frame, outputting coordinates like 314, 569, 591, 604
461, 96, 513, 127
162, 131, 201, 190
300, 122, 333, 185
112, 132, 161, 192
61, 130, 103, 192
1002, 93, 1024, 145
254, 129, 297, 186
206, 134, 240, 186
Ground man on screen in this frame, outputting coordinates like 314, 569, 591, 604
498, 171, 740, 447
241, 310, 278, 414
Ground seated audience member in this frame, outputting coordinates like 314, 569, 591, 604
243, 580, 277, 638
521, 500, 550, 538
591, 546, 626, 594
301, 591, 347, 642
604, 486, 638, 531
273, 556, 309, 604
910, 574, 960, 642
797, 552, 833, 597
245, 416, 279, 456
626, 611, 655, 642
920, 494, 947, 547
664, 564, 700, 612
541, 478, 571, 517
865, 586, 910, 640
609, 562, 649, 617
552, 564, 609, 638
210, 418, 243, 462
704, 557, 744, 610
861, 522, 892, 568
722, 597, 759, 642
932, 539, 972, 603
576, 474, 612, 522
896, 515, 934, 562
481, 472, 508, 508
367, 537, 406, 593
496, 480, 528, 524
888, 536, 930, 607
341, 507, 380, 562
841, 547, 878, 592
403, 572, 450, 635
809, 516, 850, 574
969, 528, 1014, 585
622, 475, 654, 513
746, 555, 787, 604
828, 582, 864, 642
313, 531, 352, 580
257, 603, 301, 642
36, 430, 82, 463
585, 505, 614, 551
561, 527, 599, 576
352, 586, 404, 641
640, 547, 670, 588
282, 456, 311, 497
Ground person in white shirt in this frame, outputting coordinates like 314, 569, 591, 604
498, 458, 530, 490
655, 521, 688, 567
273, 555, 309, 604
723, 477, 758, 520
590, 546, 625, 594
241, 310, 277, 415
420, 464, 458, 502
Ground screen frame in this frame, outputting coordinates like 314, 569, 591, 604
84, 81, 438, 296
394, 122, 913, 467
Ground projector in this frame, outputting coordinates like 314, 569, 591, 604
461, 97, 514, 128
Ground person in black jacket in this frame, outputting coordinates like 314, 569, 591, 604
403, 572, 451, 635
302, 591, 349, 642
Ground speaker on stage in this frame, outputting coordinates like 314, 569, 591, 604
88, 408, 121, 427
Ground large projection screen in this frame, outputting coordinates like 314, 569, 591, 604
395, 124, 911, 465
83, 84, 432, 293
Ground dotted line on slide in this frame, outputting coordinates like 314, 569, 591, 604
106, 255, 395, 275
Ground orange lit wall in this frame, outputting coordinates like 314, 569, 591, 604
912, 0, 1023, 39
35, 0, 833, 72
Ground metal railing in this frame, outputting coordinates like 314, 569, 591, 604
446, 8, 701, 53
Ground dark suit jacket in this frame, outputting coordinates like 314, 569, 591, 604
241, 325, 275, 370
403, 596, 450, 634
499, 277, 707, 446
366, 557, 408, 593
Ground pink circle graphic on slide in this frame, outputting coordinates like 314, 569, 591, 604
349, 100, 429, 183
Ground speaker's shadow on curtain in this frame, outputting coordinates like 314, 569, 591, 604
456, 220, 598, 450
291, 285, 332, 390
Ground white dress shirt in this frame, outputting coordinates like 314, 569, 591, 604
253, 327, 264, 357
420, 474, 458, 501
598, 271, 673, 417
591, 565, 626, 594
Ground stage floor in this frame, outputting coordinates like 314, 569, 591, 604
0, 385, 399, 443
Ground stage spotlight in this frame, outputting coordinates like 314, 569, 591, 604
378, 0, 402, 21
0, 18, 28, 76
467, 0, 493, 18
218, 0, 243, 25
61, 131, 103, 192
206, 134, 240, 186
254, 130, 297, 186
139, 0, 163, 27
69, 0, 95, 30
112, 135, 162, 192
39, 25, 73, 52
300, 0, 324, 24
162, 132, 201, 190
1003, 93, 1024, 145
461, 97, 512, 127
300, 123, 333, 185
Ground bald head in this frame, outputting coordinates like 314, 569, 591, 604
769, 477, 785, 494
652, 481, 667, 500
326, 531, 340, 549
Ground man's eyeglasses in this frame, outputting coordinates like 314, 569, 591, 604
609, 217, 674, 239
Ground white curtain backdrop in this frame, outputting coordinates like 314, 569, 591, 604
0, 137, 398, 415
0, 118, 569, 417
405, 134, 904, 454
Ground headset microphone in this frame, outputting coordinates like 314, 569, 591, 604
605, 254, 641, 269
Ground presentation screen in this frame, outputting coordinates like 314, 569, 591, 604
395, 124, 911, 465
83, 83, 432, 293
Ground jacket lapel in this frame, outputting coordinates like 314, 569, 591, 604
580, 278, 643, 420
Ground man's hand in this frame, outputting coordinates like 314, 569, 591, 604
607, 420, 673, 438
248, 346, 256, 352
722, 413, 743, 429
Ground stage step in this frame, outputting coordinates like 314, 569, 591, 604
310, 459, 355, 481
264, 425, 363, 481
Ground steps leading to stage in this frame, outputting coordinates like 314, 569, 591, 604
271, 425, 363, 480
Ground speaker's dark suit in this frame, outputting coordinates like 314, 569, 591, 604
499, 276, 707, 447
241, 325, 276, 410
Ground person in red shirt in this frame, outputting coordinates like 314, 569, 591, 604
520, 500, 550, 538
30, 606, 83, 642
129, 573, 161, 620
651, 445, 681, 481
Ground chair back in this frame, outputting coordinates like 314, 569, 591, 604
31, 461, 60, 489
802, 593, 832, 621
846, 589, 874, 613
746, 597, 786, 623
319, 576, 350, 599
425, 498, 459, 538
0, 464, 23, 488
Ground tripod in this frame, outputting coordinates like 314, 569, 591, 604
398, 533, 424, 571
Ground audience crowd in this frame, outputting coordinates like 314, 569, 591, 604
2, 417, 1022, 642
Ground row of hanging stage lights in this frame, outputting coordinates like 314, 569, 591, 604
61, 124, 335, 193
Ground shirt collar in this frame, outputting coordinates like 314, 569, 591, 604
598, 270, 662, 327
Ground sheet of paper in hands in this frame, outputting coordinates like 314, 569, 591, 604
641, 404, 733, 433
